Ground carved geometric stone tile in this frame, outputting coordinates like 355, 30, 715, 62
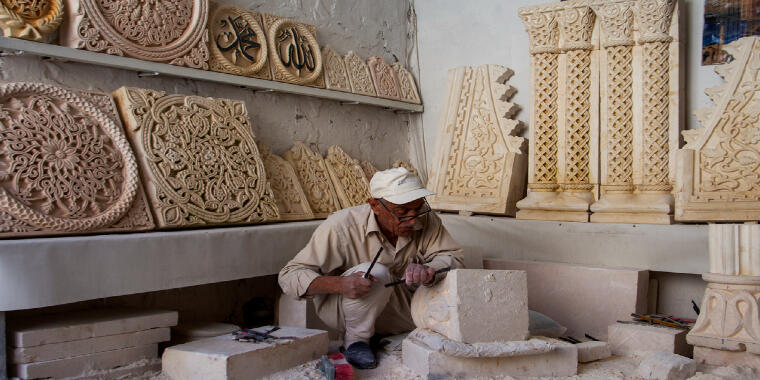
0, 0, 63, 42
258, 143, 313, 222
392, 160, 418, 176
283, 142, 340, 218
207, 1, 270, 80
344, 51, 376, 97
360, 161, 379, 181
60, 0, 210, 69
675, 37, 760, 222
324, 145, 370, 208
112, 86, 279, 228
427, 65, 527, 216
322, 46, 351, 93
0, 82, 155, 238
261, 13, 324, 88
392, 63, 421, 104
367, 56, 402, 101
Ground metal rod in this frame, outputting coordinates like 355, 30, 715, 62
363, 247, 383, 279
384, 266, 451, 287
137, 71, 159, 78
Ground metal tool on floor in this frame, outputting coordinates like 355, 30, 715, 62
233, 326, 299, 343
318, 353, 354, 380
384, 266, 451, 287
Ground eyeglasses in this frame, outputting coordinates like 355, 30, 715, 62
378, 198, 432, 222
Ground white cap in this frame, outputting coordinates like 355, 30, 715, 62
369, 167, 435, 204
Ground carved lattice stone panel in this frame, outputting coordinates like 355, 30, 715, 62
322, 46, 351, 93
207, 1, 270, 80
261, 13, 324, 88
60, 0, 209, 69
0, 82, 155, 238
0, 0, 63, 41
112, 86, 279, 228
367, 56, 401, 101
283, 142, 340, 219
258, 143, 313, 221
428, 65, 527, 216
676, 37, 760, 222
360, 161, 379, 181
392, 63, 421, 104
344, 51, 376, 97
324, 145, 370, 208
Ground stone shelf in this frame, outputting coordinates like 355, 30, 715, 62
0, 37, 423, 113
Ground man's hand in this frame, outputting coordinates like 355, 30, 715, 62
340, 272, 376, 299
404, 263, 436, 287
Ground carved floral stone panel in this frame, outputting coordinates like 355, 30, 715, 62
112, 86, 279, 228
0, 82, 155, 237
367, 56, 401, 101
360, 160, 379, 182
322, 46, 351, 93
428, 65, 527, 216
392, 63, 421, 104
283, 142, 340, 218
207, 1, 270, 79
60, 0, 210, 69
261, 13, 324, 88
344, 51, 376, 97
258, 143, 313, 221
324, 145, 370, 208
0, 0, 63, 41
676, 37, 760, 222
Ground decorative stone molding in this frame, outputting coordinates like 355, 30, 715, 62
261, 13, 324, 88
112, 86, 279, 228
322, 46, 351, 93
324, 145, 370, 208
344, 51, 376, 97
258, 143, 313, 221
428, 65, 526, 216
675, 37, 760, 222
360, 161, 379, 182
0, 0, 63, 42
60, 0, 210, 69
207, 2, 270, 80
0, 83, 154, 237
367, 56, 401, 101
283, 142, 340, 219
392, 63, 421, 104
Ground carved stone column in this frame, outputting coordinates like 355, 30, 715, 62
688, 224, 760, 367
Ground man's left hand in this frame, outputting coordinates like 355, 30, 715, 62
404, 263, 436, 287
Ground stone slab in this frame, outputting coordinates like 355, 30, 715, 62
484, 259, 648, 340
9, 308, 177, 347
577, 341, 612, 363
11, 344, 157, 379
402, 336, 577, 378
638, 352, 696, 380
608, 323, 691, 357
11, 327, 169, 364
694, 346, 760, 369
162, 326, 328, 380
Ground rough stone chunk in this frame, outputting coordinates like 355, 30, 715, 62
411, 269, 529, 343
608, 323, 690, 357
576, 341, 612, 363
693, 346, 760, 369
162, 326, 328, 380
637, 352, 696, 380
12, 344, 156, 379
407, 328, 554, 358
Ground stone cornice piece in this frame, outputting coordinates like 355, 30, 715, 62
283, 142, 340, 218
344, 51, 376, 96
324, 145, 370, 208
207, 1, 270, 79
0, 0, 63, 42
258, 143, 314, 221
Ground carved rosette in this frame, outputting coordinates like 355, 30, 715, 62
344, 51, 376, 96
0, 83, 155, 237
112, 87, 279, 228
324, 145, 370, 209
283, 142, 340, 219
367, 56, 402, 101
322, 46, 351, 93
392, 63, 422, 104
60, 0, 209, 69
207, 2, 269, 79
261, 13, 324, 88
258, 143, 314, 221
0, 0, 63, 41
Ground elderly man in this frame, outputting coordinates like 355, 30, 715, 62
278, 167, 463, 368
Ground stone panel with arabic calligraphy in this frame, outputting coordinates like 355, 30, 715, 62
208, 2, 270, 79
261, 13, 324, 88
0, 0, 63, 42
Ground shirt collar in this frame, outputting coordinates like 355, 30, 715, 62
365, 205, 382, 238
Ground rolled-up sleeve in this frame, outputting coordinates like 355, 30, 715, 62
420, 213, 464, 273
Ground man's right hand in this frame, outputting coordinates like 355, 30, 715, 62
340, 272, 375, 299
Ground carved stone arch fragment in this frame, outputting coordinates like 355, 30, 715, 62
392, 63, 421, 104
283, 142, 340, 218
258, 143, 314, 221
324, 145, 370, 208
344, 51, 376, 97
322, 46, 351, 93
367, 56, 402, 101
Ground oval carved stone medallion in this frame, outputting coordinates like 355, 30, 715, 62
208, 2, 269, 79
263, 14, 323, 86
0, 0, 63, 41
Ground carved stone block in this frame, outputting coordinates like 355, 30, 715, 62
112, 86, 279, 228
392, 160, 418, 176
344, 51, 376, 97
0, 0, 63, 42
60, 0, 209, 69
324, 145, 370, 208
207, 2, 270, 80
392, 63, 421, 104
676, 37, 760, 222
261, 13, 324, 88
427, 65, 527, 216
258, 143, 313, 222
0, 83, 155, 238
360, 161, 379, 181
322, 46, 351, 93
283, 142, 340, 219
367, 56, 402, 101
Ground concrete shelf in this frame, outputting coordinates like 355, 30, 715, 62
0, 37, 423, 113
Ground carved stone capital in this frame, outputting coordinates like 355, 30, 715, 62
634, 0, 676, 44
593, 1, 634, 47
558, 5, 595, 51
519, 9, 560, 54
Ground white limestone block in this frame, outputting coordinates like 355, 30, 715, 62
12, 344, 156, 379
402, 335, 577, 378
9, 308, 177, 347
411, 269, 529, 343
576, 341, 612, 363
637, 352, 696, 380
162, 326, 328, 380
608, 323, 690, 357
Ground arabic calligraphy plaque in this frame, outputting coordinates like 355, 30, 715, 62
208, 2, 270, 79
262, 13, 324, 88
